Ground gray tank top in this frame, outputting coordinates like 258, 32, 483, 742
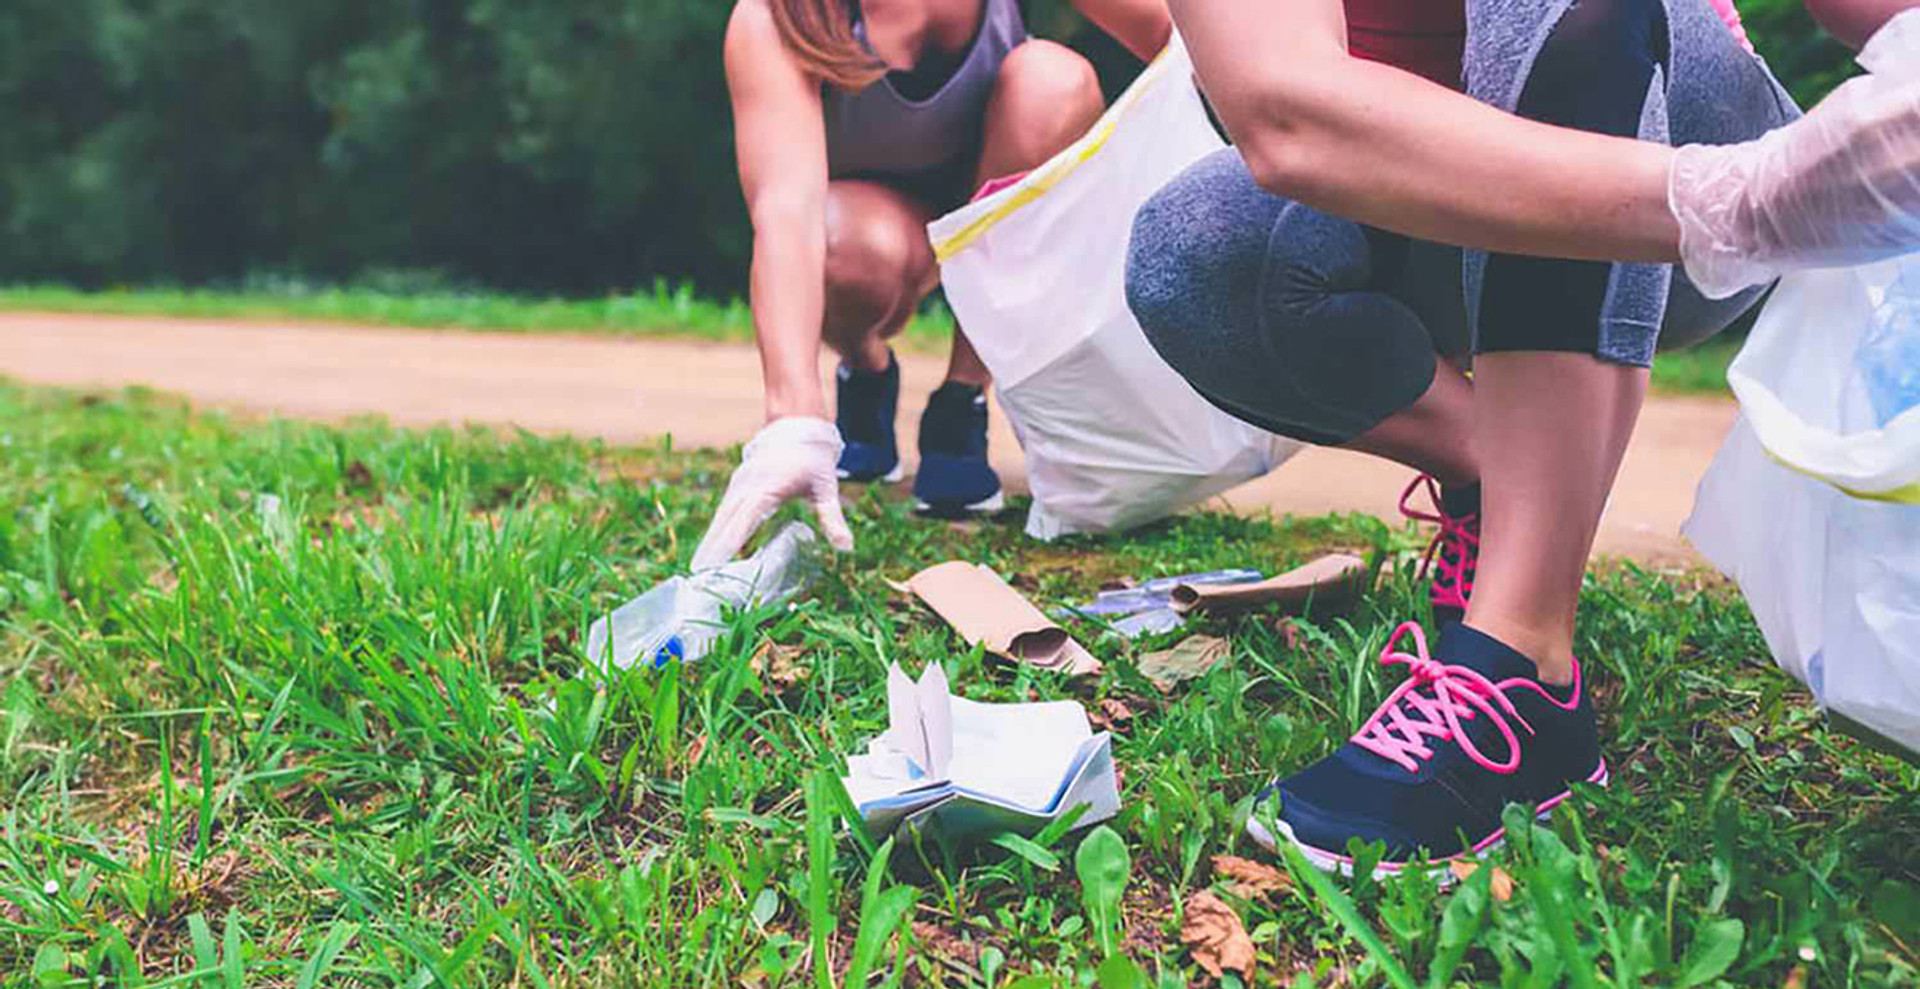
824, 0, 1027, 181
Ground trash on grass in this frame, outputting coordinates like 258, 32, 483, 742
1139, 634, 1232, 692
905, 561, 1102, 675
1056, 568, 1264, 639
1169, 553, 1369, 617
841, 663, 1119, 840
585, 522, 818, 673
1211, 855, 1290, 900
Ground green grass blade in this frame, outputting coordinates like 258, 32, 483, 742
294, 922, 357, 989
1279, 843, 1417, 989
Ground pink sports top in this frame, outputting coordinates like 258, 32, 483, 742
1346, 0, 1468, 88
1344, 0, 1752, 89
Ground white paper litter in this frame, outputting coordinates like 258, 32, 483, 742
842, 664, 1120, 840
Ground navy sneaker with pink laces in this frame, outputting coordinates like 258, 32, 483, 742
1400, 474, 1479, 626
1248, 622, 1606, 878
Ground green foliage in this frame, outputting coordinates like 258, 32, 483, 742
0, 381, 1915, 985
0, 1, 1864, 297
0, 0, 1142, 297
1739, 0, 1861, 106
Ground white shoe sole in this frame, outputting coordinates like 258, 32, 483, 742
838, 462, 906, 484
1245, 761, 1609, 884
914, 489, 1006, 515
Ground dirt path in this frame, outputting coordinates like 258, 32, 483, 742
2, 311, 1734, 561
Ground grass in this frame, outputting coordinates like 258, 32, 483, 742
1647, 337, 1746, 398
0, 282, 1739, 396
2, 380, 1915, 988
0, 282, 957, 354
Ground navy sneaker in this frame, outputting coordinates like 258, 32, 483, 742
835, 354, 903, 483
1248, 622, 1605, 878
912, 381, 1004, 516
1399, 475, 1480, 627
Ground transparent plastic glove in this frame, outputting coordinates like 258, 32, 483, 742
1669, 8, 1920, 299
691, 417, 854, 571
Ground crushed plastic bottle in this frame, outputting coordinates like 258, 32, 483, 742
1857, 264, 1920, 427
585, 522, 820, 673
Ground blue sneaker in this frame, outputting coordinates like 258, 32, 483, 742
1248, 622, 1606, 878
835, 355, 903, 483
912, 382, 1004, 516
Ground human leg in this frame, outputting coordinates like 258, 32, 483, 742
822, 180, 941, 482
1468, 0, 1793, 678
913, 39, 1107, 513
1255, 0, 1796, 873
1128, 149, 1482, 618
1127, 149, 1475, 475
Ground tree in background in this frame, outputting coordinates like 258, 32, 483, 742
0, 0, 1864, 297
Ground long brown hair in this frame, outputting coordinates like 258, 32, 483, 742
769, 0, 887, 91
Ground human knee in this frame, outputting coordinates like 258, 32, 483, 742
824, 200, 925, 318
991, 40, 1102, 130
1126, 150, 1280, 357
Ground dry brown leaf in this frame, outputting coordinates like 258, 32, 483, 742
684, 733, 708, 767
1449, 861, 1515, 902
1212, 855, 1291, 900
749, 640, 811, 692
1140, 635, 1232, 692
1181, 889, 1256, 978
910, 921, 980, 965
1273, 617, 1302, 652
1089, 698, 1136, 731
1782, 965, 1808, 989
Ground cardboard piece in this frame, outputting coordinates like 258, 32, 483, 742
1169, 553, 1370, 616
842, 663, 1120, 840
906, 562, 1102, 675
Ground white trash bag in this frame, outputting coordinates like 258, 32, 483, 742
928, 33, 1301, 540
1686, 254, 1920, 756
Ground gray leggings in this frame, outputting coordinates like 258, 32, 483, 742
1124, 0, 1800, 445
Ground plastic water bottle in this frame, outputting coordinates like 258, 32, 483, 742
584, 523, 819, 673
1857, 265, 1920, 427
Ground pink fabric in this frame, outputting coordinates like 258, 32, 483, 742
971, 170, 1031, 203
1345, 0, 1756, 87
1346, 0, 1468, 88
1708, 0, 1757, 53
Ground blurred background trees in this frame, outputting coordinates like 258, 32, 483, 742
0, 0, 1860, 297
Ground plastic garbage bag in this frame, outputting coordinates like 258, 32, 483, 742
585, 522, 819, 673
928, 33, 1302, 540
1686, 256, 1920, 756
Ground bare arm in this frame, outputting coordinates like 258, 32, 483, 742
1169, 0, 1683, 264
1071, 0, 1173, 62
725, 0, 833, 422
1805, 0, 1918, 47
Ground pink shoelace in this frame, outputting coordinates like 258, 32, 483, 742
1399, 474, 1479, 614
1352, 623, 1534, 774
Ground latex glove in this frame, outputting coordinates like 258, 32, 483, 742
1669, 8, 1920, 300
690, 417, 855, 571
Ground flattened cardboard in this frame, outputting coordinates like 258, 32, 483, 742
907, 561, 1102, 675
1169, 553, 1369, 616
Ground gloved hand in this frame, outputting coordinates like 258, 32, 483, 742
690, 416, 855, 571
1669, 8, 1920, 300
